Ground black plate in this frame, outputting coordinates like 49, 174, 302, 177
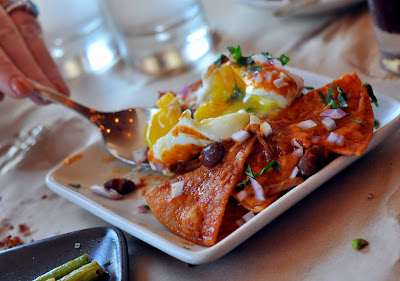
0, 226, 128, 281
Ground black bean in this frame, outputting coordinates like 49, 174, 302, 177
104, 178, 136, 194
200, 142, 225, 168
298, 146, 326, 178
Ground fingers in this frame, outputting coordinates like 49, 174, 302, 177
0, 8, 33, 99
10, 10, 70, 95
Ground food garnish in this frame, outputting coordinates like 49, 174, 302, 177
141, 47, 376, 246
33, 253, 106, 281
351, 238, 369, 250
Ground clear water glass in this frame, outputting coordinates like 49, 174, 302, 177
104, 0, 213, 76
36, 0, 120, 80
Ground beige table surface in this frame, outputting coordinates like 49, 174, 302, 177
2, 1, 400, 280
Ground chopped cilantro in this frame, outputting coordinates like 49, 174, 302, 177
318, 91, 326, 103
244, 107, 253, 112
227, 45, 254, 68
235, 178, 249, 191
229, 65, 245, 100
68, 184, 81, 188
350, 118, 365, 126
304, 86, 314, 90
213, 54, 227, 67
363, 82, 379, 107
278, 54, 291, 66
259, 160, 277, 176
374, 119, 380, 129
249, 65, 262, 73
261, 52, 291, 66
144, 205, 150, 211
261, 52, 273, 60
325, 82, 334, 105
272, 161, 282, 172
352, 238, 369, 250
337, 87, 348, 108
245, 163, 255, 179
235, 160, 280, 190
227, 45, 242, 60
329, 99, 340, 109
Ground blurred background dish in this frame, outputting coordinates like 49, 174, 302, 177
0, 227, 128, 281
235, 0, 366, 16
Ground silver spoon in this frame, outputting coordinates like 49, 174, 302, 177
29, 79, 156, 165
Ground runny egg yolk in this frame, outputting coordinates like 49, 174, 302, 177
145, 93, 182, 147
193, 62, 285, 121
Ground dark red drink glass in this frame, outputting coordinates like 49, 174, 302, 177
368, 0, 400, 74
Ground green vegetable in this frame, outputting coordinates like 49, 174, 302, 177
325, 82, 334, 105
245, 163, 255, 179
374, 119, 380, 129
227, 45, 254, 68
350, 118, 365, 126
248, 65, 262, 73
213, 54, 227, 67
351, 238, 369, 250
229, 65, 245, 100
337, 87, 348, 108
259, 160, 278, 176
33, 254, 90, 281
58, 261, 106, 281
144, 205, 150, 211
363, 82, 379, 107
68, 184, 81, 188
303, 86, 314, 91
278, 54, 290, 66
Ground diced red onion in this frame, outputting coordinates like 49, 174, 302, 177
138, 204, 149, 213
293, 147, 303, 157
272, 59, 283, 68
291, 139, 301, 148
253, 71, 263, 83
237, 189, 248, 201
326, 132, 344, 145
297, 120, 317, 129
264, 71, 272, 82
249, 177, 265, 202
90, 185, 124, 200
132, 148, 148, 164
260, 122, 272, 137
312, 135, 320, 142
320, 108, 347, 119
289, 167, 299, 178
155, 162, 164, 173
250, 115, 261, 124
273, 77, 288, 88
177, 85, 190, 100
252, 54, 270, 64
171, 180, 184, 198
231, 130, 250, 143
242, 211, 255, 222
280, 71, 289, 79
321, 117, 336, 131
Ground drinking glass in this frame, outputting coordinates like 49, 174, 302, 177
103, 0, 213, 76
368, 0, 400, 75
36, 0, 120, 80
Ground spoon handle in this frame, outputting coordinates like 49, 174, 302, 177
29, 79, 96, 119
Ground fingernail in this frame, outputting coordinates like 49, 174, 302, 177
10, 75, 33, 97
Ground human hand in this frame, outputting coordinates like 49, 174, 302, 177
0, 0, 69, 104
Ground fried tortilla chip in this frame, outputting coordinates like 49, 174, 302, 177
146, 137, 256, 246
269, 72, 374, 156
146, 72, 375, 246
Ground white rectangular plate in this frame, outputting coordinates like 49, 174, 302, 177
46, 68, 400, 265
